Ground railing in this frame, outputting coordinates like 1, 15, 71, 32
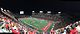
1, 11, 17, 22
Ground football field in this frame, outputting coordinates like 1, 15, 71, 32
19, 17, 54, 32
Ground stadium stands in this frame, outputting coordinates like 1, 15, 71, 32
0, 8, 80, 34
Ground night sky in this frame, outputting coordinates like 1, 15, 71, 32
0, 0, 80, 16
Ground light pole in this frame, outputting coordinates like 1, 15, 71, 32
39, 11, 43, 13
47, 11, 51, 14
20, 11, 24, 15
32, 11, 35, 13
58, 12, 61, 14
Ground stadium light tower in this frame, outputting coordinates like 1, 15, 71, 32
32, 11, 35, 13
20, 11, 24, 14
58, 12, 61, 14
39, 11, 43, 13
1, 8, 3, 11
47, 11, 51, 14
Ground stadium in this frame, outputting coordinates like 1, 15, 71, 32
0, 0, 80, 34
0, 7, 80, 34
0, 8, 61, 34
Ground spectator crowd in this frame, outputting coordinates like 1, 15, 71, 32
0, 9, 80, 34
0, 14, 29, 34
50, 21, 80, 34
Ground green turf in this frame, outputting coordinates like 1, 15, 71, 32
19, 17, 55, 32
20, 17, 48, 29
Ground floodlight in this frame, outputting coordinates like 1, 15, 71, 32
58, 12, 61, 14
32, 11, 35, 13
47, 11, 51, 13
39, 11, 43, 13
20, 11, 24, 14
